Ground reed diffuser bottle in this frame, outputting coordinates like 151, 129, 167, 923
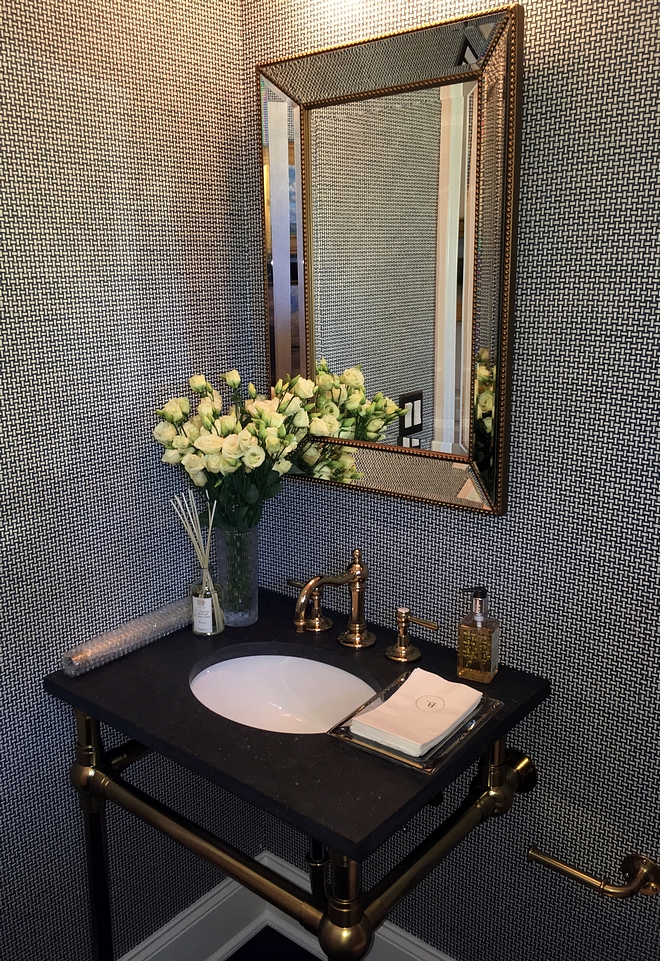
171, 492, 225, 637
457, 586, 500, 683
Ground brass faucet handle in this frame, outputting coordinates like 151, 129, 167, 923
385, 607, 439, 663
408, 613, 439, 632
287, 578, 333, 633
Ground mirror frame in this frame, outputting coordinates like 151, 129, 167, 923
257, 5, 523, 515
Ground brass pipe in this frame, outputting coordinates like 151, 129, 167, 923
364, 791, 494, 927
319, 850, 373, 961
365, 744, 536, 928
306, 837, 328, 900
528, 847, 660, 899
84, 768, 323, 932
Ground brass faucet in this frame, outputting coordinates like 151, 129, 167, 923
293, 548, 376, 648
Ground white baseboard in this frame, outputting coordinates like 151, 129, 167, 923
119, 851, 456, 961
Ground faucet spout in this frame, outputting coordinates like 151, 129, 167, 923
293, 550, 376, 648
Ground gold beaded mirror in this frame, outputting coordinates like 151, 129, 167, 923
258, 5, 522, 514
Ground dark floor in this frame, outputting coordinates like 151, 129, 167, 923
228, 925, 319, 960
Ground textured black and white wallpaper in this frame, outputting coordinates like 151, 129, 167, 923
1, 2, 658, 961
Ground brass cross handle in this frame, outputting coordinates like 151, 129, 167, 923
385, 607, 439, 663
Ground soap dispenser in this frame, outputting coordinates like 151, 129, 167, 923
457, 587, 500, 683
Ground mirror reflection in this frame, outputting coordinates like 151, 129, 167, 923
259, 7, 522, 513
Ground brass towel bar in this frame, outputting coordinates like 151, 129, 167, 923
528, 846, 660, 899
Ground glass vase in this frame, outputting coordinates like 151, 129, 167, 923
214, 526, 259, 627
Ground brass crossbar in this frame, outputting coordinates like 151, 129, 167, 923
71, 710, 537, 961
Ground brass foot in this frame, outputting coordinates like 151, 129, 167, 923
338, 629, 376, 649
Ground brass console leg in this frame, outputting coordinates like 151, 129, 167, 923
318, 851, 373, 961
306, 837, 328, 900
71, 711, 114, 961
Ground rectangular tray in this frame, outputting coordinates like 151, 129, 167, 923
329, 671, 503, 774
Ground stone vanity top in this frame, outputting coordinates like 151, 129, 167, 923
44, 589, 550, 861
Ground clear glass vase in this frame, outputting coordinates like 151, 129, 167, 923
213, 526, 259, 626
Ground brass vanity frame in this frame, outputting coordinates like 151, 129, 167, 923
71, 711, 537, 961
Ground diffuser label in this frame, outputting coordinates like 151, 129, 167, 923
193, 596, 213, 634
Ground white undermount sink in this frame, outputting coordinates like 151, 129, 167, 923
190, 653, 378, 734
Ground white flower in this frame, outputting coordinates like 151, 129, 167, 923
340, 366, 364, 389
246, 397, 279, 416
243, 446, 266, 469
181, 452, 206, 474
273, 458, 292, 475
309, 417, 328, 436
302, 445, 321, 466
312, 462, 333, 480
316, 372, 335, 391
267, 411, 285, 430
158, 399, 187, 424
319, 401, 340, 418
193, 432, 224, 454
477, 390, 494, 414
189, 375, 208, 393
153, 421, 177, 445
204, 453, 224, 473
293, 377, 316, 399
161, 449, 182, 464
366, 417, 385, 434
344, 390, 364, 411
336, 450, 357, 470
182, 420, 200, 442
217, 412, 237, 436
264, 430, 282, 455
282, 394, 302, 415
222, 434, 242, 458
190, 470, 208, 487
171, 434, 193, 453
197, 398, 214, 418
217, 455, 241, 474
293, 409, 309, 429
223, 369, 241, 389
237, 428, 257, 451
323, 414, 341, 436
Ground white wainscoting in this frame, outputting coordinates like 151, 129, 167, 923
119, 851, 456, 961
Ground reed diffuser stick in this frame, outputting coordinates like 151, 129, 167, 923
171, 492, 223, 633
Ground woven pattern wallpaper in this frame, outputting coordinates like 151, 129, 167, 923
1, 2, 264, 959
1, 2, 659, 961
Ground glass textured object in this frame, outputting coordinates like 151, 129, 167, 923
457, 587, 500, 682
214, 526, 259, 626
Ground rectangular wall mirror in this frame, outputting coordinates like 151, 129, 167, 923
258, 5, 522, 514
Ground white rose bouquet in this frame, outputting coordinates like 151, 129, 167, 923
473, 347, 496, 488
292, 359, 404, 483
153, 363, 404, 519
154, 370, 318, 532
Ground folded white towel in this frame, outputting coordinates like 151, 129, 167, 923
349, 668, 483, 757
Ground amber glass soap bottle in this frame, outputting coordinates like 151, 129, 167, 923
457, 587, 500, 683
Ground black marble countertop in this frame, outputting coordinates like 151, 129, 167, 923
44, 589, 550, 861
